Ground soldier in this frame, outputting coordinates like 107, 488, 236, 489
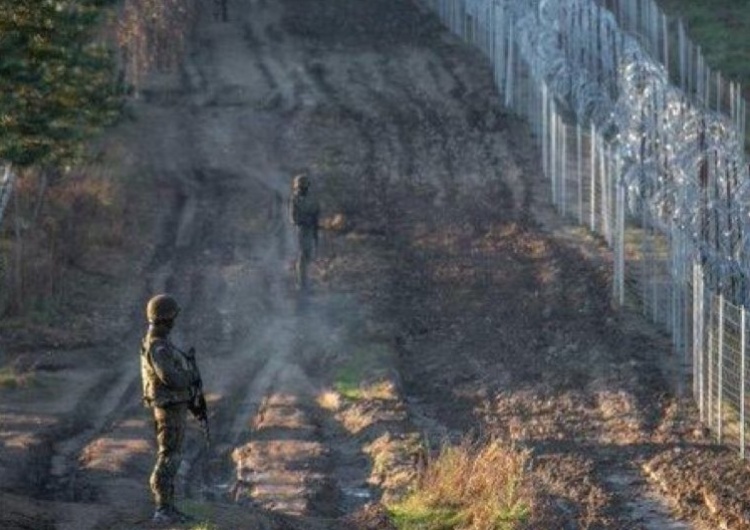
140, 294, 202, 525
288, 172, 320, 291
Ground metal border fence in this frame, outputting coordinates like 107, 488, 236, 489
420, 0, 750, 457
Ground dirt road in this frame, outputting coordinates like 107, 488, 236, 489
2, 0, 750, 529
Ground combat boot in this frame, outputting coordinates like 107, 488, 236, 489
151, 506, 173, 525
152, 505, 194, 525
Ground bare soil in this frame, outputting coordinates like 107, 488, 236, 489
2, 0, 750, 529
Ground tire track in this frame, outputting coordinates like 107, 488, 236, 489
173, 13, 389, 513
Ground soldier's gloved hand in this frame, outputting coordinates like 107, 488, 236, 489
186, 347, 196, 360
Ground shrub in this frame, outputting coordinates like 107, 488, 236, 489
0, 167, 126, 318
389, 437, 532, 530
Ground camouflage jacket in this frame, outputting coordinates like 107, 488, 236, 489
140, 331, 197, 408
289, 191, 320, 229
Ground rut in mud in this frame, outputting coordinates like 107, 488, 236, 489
1, 0, 744, 529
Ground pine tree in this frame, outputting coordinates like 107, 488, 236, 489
0, 0, 123, 168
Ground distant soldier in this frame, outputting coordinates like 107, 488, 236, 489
288, 173, 320, 291
140, 294, 204, 525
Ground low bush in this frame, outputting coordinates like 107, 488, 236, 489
0, 167, 126, 318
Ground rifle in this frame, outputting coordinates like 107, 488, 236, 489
184, 347, 210, 447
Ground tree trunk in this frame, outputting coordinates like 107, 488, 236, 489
31, 170, 49, 225
0, 163, 16, 228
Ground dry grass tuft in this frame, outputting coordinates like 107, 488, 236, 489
317, 389, 342, 411
389, 436, 532, 530
0, 366, 33, 389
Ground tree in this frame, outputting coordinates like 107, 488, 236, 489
0, 0, 124, 315
0, 0, 123, 169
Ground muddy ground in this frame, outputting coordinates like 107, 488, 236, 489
3, 0, 750, 529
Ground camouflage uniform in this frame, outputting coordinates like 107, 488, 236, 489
140, 302, 199, 519
289, 175, 320, 290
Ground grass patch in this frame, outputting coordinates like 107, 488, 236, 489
187, 519, 216, 529
178, 500, 218, 530
659, 0, 750, 86
0, 366, 35, 390
333, 342, 395, 401
388, 437, 531, 530
334, 363, 368, 400
188, 524, 218, 530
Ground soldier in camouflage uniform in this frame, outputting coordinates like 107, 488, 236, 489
288, 173, 320, 291
140, 294, 201, 525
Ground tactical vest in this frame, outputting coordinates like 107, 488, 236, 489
290, 193, 320, 227
140, 335, 193, 408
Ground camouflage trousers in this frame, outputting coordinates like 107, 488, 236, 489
150, 403, 188, 509
295, 227, 316, 290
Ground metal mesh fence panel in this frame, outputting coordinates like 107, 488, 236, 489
720, 301, 743, 445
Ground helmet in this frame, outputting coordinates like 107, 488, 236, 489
292, 173, 310, 192
146, 294, 180, 323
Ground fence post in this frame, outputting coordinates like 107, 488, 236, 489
504, 21, 514, 108
590, 124, 597, 232
488, 3, 494, 56
577, 122, 583, 224
599, 142, 608, 243
708, 292, 715, 430
718, 294, 724, 443
742, 305, 746, 459
661, 13, 668, 72
695, 262, 705, 422
653, 229, 660, 324
678, 20, 686, 91
542, 84, 548, 178
671, 225, 685, 361
614, 155, 625, 306
551, 106, 558, 205
494, 0, 505, 92
561, 120, 568, 216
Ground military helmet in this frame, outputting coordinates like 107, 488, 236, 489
146, 294, 180, 324
292, 173, 310, 191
